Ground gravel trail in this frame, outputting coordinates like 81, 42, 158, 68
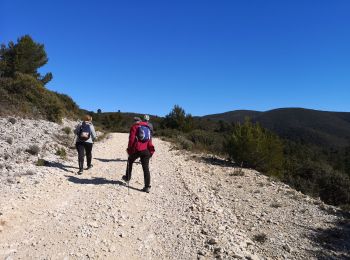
1, 133, 349, 260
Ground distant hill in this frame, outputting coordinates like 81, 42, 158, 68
90, 111, 162, 133
202, 110, 262, 123
203, 108, 350, 148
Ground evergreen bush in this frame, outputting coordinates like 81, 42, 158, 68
225, 120, 284, 176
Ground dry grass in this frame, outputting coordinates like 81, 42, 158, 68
230, 168, 245, 176
95, 132, 110, 142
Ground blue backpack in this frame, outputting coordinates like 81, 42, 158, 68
137, 125, 151, 143
79, 122, 91, 141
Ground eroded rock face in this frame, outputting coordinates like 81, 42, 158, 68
0, 117, 78, 184
0, 123, 349, 260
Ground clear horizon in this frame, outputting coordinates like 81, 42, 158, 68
2, 0, 350, 116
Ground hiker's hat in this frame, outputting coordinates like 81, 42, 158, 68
143, 114, 150, 121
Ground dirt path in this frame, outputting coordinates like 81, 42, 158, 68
0, 133, 199, 259
0, 133, 349, 260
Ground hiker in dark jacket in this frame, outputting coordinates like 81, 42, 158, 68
74, 115, 97, 174
122, 117, 155, 193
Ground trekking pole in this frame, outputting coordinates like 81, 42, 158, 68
127, 162, 130, 195
126, 152, 130, 195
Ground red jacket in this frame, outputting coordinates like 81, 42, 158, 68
127, 121, 155, 155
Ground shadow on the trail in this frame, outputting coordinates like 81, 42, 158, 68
197, 156, 236, 167
94, 157, 141, 164
45, 161, 79, 172
308, 210, 350, 259
65, 175, 143, 192
94, 157, 127, 162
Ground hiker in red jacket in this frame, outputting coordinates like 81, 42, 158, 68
122, 117, 155, 193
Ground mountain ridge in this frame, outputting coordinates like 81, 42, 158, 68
202, 107, 350, 148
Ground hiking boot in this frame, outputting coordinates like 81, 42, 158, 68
77, 169, 83, 175
86, 164, 93, 170
122, 175, 129, 182
142, 186, 151, 193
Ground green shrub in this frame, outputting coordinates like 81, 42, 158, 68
156, 128, 181, 138
55, 147, 67, 159
176, 135, 194, 150
225, 120, 284, 177
0, 74, 80, 122
188, 129, 215, 146
0, 35, 52, 83
319, 171, 350, 207
62, 126, 71, 135
54, 92, 81, 117
162, 105, 194, 132
36, 158, 47, 166
283, 157, 350, 208
186, 129, 225, 154
46, 102, 64, 123
0, 36, 82, 121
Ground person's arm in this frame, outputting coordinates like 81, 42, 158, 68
148, 122, 154, 134
127, 125, 137, 154
90, 124, 97, 140
74, 123, 81, 135
148, 139, 155, 156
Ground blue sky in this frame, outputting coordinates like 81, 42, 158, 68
1, 0, 350, 116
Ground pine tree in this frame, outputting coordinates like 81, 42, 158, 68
0, 35, 52, 84
225, 119, 284, 176
163, 105, 193, 132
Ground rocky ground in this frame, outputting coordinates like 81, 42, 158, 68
0, 117, 79, 185
0, 117, 349, 259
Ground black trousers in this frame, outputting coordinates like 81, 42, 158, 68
126, 150, 151, 188
76, 142, 93, 170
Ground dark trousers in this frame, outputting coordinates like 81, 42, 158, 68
126, 150, 151, 188
76, 142, 93, 170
